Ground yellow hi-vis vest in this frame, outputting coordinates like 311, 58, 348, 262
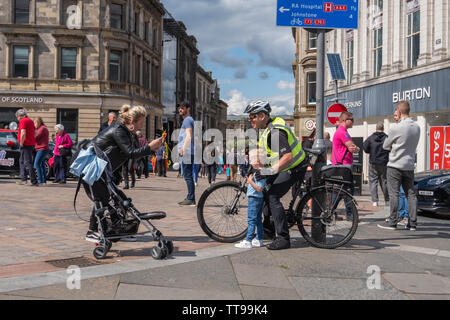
258, 117, 306, 172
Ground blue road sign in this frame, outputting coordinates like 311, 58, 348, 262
276, 0, 359, 29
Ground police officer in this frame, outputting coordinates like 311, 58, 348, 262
244, 101, 307, 250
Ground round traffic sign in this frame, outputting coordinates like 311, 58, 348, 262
327, 103, 348, 125
305, 119, 316, 131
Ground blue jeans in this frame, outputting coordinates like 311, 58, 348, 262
398, 186, 409, 219
182, 155, 195, 201
192, 164, 200, 183
246, 196, 264, 242
33, 149, 48, 184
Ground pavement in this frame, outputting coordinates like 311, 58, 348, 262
0, 171, 449, 300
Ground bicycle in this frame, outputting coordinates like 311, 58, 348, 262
197, 149, 359, 249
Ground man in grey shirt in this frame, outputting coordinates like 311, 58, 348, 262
378, 101, 420, 231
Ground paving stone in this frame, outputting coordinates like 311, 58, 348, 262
5, 276, 121, 300
115, 283, 242, 300
289, 276, 410, 300
239, 285, 300, 300
120, 256, 240, 293
232, 263, 294, 289
383, 273, 450, 294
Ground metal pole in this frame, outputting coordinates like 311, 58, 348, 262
311, 29, 327, 243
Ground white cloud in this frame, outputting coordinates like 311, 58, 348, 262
163, 0, 295, 73
277, 80, 295, 91
225, 90, 294, 116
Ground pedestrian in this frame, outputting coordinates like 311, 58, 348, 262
378, 101, 420, 231
227, 148, 238, 181
98, 111, 117, 134
33, 117, 49, 186
177, 101, 196, 206
136, 130, 149, 179
217, 153, 224, 174
15, 109, 38, 186
245, 100, 307, 250
53, 124, 73, 184
324, 131, 333, 164
206, 148, 218, 186
156, 144, 166, 177
123, 133, 139, 189
235, 148, 266, 248
332, 112, 360, 218
302, 129, 316, 150
363, 121, 390, 207
239, 149, 250, 178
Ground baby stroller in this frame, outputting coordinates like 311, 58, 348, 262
73, 142, 173, 260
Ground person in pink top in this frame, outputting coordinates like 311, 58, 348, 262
53, 124, 73, 184
332, 111, 360, 218
332, 111, 359, 165
33, 117, 50, 185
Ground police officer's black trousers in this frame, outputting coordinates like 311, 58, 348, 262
263, 166, 306, 241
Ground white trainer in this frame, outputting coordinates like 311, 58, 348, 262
234, 240, 252, 249
373, 202, 378, 207
251, 238, 264, 247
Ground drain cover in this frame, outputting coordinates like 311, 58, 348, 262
45, 257, 102, 268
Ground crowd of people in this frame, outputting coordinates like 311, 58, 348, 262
14, 98, 421, 248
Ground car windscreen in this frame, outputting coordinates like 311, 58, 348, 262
0, 132, 19, 150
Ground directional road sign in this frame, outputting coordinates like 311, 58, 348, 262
276, 0, 359, 29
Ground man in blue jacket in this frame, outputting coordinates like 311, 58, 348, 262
363, 121, 390, 207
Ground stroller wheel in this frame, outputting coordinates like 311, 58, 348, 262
105, 240, 112, 251
164, 240, 174, 255
151, 246, 165, 260
93, 246, 108, 260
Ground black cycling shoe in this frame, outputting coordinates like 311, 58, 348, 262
266, 237, 291, 250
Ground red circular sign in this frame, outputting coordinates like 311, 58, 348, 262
327, 103, 348, 125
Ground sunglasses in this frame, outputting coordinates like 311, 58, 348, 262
346, 118, 354, 122
249, 114, 258, 120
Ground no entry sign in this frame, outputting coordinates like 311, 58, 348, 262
327, 103, 347, 125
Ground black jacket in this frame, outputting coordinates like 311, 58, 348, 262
363, 132, 389, 165
91, 122, 151, 173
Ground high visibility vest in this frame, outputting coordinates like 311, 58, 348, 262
258, 117, 305, 172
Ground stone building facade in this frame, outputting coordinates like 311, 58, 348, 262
0, 0, 165, 143
292, 28, 318, 140
323, 0, 450, 178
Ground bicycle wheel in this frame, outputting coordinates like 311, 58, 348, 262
197, 181, 248, 243
296, 185, 358, 249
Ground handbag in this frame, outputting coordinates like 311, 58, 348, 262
59, 134, 72, 157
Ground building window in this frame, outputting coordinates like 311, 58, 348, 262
346, 32, 354, 84
135, 55, 141, 85
407, 8, 420, 68
109, 50, 121, 81
144, 21, 149, 42
308, 32, 317, 50
13, 46, 29, 78
152, 28, 158, 50
61, 47, 77, 79
143, 60, 150, 89
306, 72, 316, 104
134, 11, 139, 35
373, 28, 383, 77
14, 0, 29, 24
371, 0, 383, 14
110, 3, 123, 29
57, 108, 78, 142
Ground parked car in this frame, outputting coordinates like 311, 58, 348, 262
0, 129, 20, 176
415, 170, 450, 216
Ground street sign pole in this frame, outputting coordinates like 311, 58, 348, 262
311, 29, 327, 243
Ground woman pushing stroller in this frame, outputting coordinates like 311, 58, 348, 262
82, 104, 164, 243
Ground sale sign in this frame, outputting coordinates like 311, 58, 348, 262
444, 127, 450, 170
430, 127, 449, 170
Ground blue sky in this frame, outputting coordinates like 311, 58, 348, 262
162, 0, 296, 115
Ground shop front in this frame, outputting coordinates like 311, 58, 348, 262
0, 93, 163, 144
324, 67, 450, 181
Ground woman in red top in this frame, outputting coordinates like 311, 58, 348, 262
33, 117, 49, 185
53, 124, 73, 184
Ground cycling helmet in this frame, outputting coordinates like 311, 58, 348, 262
244, 100, 271, 114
